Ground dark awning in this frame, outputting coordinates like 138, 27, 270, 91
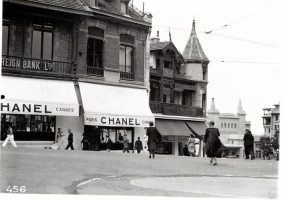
185, 121, 207, 137
155, 119, 193, 142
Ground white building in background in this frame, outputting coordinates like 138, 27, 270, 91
207, 98, 262, 159
262, 103, 280, 138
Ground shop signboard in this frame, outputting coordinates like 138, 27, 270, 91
161, 135, 189, 142
1, 100, 79, 116
84, 114, 154, 127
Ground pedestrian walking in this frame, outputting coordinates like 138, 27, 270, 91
106, 136, 112, 152
81, 132, 89, 150
135, 137, 143, 154
65, 129, 74, 150
243, 129, 255, 160
194, 137, 200, 157
122, 134, 130, 153
49, 128, 65, 150
146, 121, 158, 159
204, 121, 226, 166
2, 125, 17, 148
187, 134, 196, 156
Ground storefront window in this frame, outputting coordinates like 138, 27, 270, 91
85, 125, 134, 151
1, 114, 55, 141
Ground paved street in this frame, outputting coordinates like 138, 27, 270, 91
0, 147, 279, 198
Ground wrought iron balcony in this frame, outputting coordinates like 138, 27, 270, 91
2, 55, 73, 75
120, 71, 134, 80
87, 66, 104, 76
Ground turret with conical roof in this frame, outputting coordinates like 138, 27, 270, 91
181, 20, 209, 81
183, 20, 209, 63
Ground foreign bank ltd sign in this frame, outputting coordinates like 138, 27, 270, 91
1, 101, 79, 116
84, 114, 154, 127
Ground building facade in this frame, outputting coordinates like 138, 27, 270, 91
148, 20, 208, 156
262, 103, 280, 138
1, 0, 154, 151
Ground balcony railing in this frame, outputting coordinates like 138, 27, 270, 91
163, 68, 173, 78
174, 73, 193, 80
87, 66, 104, 76
120, 71, 134, 80
149, 102, 204, 118
149, 101, 163, 113
150, 67, 161, 75
2, 55, 73, 75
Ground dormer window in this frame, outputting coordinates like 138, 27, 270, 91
120, 2, 128, 14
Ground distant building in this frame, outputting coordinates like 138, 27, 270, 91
206, 98, 263, 159
262, 103, 280, 138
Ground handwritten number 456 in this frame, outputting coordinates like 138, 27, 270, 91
6, 185, 26, 193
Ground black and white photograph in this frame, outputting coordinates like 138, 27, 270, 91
0, 0, 283, 199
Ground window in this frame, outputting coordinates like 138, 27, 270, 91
120, 2, 128, 14
156, 58, 160, 69
275, 115, 279, 121
150, 84, 160, 102
120, 34, 134, 79
87, 27, 104, 76
120, 45, 133, 73
203, 68, 207, 80
231, 123, 233, 128
224, 123, 226, 128
164, 60, 172, 69
32, 21, 54, 60
1, 114, 55, 141
228, 123, 230, 128
221, 123, 223, 128
234, 123, 236, 128
202, 94, 206, 111
2, 20, 9, 55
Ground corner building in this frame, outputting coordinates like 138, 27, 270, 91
149, 20, 208, 156
1, 0, 154, 151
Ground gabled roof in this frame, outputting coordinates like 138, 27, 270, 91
183, 20, 209, 63
150, 41, 171, 51
3, 0, 92, 14
3, 0, 151, 25
150, 41, 185, 62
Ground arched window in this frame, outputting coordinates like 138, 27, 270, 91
221, 123, 223, 128
231, 123, 233, 128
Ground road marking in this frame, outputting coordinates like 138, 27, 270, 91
77, 178, 101, 188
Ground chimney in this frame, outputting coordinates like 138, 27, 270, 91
151, 30, 160, 43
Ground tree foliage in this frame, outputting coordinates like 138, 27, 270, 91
271, 131, 279, 151
259, 136, 273, 159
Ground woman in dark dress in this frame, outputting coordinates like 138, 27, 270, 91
81, 132, 89, 150
204, 121, 225, 165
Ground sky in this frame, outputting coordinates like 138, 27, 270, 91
133, 0, 281, 135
